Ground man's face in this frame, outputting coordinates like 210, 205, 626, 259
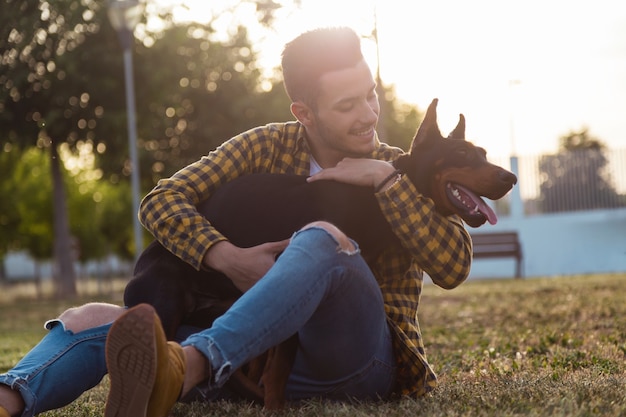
307, 59, 380, 165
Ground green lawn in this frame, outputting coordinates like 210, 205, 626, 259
1, 273, 625, 416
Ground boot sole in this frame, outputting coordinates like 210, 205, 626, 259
105, 304, 157, 417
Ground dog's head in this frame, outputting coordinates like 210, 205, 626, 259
394, 99, 517, 227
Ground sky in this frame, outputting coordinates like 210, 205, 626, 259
155, 0, 626, 158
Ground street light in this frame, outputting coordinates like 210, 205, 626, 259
508, 79, 523, 219
508, 79, 521, 156
108, 0, 144, 260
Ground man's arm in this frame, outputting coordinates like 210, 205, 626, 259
376, 175, 472, 289
306, 157, 397, 189
307, 157, 472, 289
139, 128, 269, 271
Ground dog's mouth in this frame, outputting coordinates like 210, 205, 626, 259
446, 183, 498, 225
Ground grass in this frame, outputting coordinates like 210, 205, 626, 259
1, 273, 625, 416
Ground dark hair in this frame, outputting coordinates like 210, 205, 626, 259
281, 27, 364, 107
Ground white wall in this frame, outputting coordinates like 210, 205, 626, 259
3, 253, 131, 281
469, 208, 626, 279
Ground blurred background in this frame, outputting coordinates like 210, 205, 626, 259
1, 0, 624, 298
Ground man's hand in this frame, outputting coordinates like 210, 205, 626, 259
202, 239, 290, 292
307, 158, 396, 188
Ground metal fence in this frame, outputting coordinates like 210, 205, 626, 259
490, 148, 626, 216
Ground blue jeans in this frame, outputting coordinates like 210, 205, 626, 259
183, 227, 396, 400
0, 320, 111, 417
0, 227, 396, 416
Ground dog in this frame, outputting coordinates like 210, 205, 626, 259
124, 98, 517, 408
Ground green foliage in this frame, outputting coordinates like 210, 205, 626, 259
61, 144, 139, 261
1, 0, 299, 188
12, 147, 54, 260
131, 24, 277, 182
0, 0, 106, 147
559, 127, 605, 151
0, 0, 290, 267
93, 180, 135, 260
377, 84, 423, 151
0, 144, 23, 257
0, 0, 126, 292
539, 129, 624, 212
0, 143, 135, 263
63, 145, 136, 261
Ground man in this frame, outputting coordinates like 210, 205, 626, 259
0, 27, 471, 417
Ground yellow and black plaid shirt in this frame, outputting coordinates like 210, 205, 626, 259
139, 121, 472, 397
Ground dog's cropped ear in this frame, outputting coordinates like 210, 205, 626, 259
448, 114, 466, 140
409, 98, 443, 153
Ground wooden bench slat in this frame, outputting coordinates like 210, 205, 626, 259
470, 231, 523, 278
473, 244, 520, 252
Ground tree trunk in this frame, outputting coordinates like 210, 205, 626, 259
50, 142, 77, 297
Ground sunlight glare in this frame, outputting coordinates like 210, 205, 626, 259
156, 0, 626, 157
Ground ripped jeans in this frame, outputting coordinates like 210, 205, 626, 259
183, 226, 396, 400
0, 226, 396, 416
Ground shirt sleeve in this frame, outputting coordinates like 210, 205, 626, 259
375, 174, 473, 289
138, 127, 273, 270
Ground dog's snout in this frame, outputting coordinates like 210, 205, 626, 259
499, 169, 517, 185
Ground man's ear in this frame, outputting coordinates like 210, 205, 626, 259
291, 101, 314, 126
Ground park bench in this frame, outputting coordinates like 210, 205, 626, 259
470, 231, 523, 278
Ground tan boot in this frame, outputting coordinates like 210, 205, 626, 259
146, 339, 185, 416
105, 304, 185, 417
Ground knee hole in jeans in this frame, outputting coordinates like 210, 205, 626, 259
299, 221, 357, 253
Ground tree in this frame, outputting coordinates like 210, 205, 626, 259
7, 147, 55, 283
0, 0, 284, 295
0, 143, 24, 280
62, 141, 133, 262
0, 0, 111, 296
539, 128, 624, 212
131, 24, 284, 181
376, 84, 423, 151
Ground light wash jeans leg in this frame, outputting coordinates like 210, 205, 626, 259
0, 320, 110, 417
182, 226, 396, 401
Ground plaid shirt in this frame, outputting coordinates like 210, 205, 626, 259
139, 121, 472, 397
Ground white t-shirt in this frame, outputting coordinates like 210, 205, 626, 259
310, 156, 323, 175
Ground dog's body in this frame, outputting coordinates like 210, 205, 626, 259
125, 99, 517, 408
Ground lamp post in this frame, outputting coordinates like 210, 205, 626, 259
508, 79, 521, 157
508, 79, 523, 219
108, 0, 143, 260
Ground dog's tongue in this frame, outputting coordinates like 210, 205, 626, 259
456, 184, 498, 225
